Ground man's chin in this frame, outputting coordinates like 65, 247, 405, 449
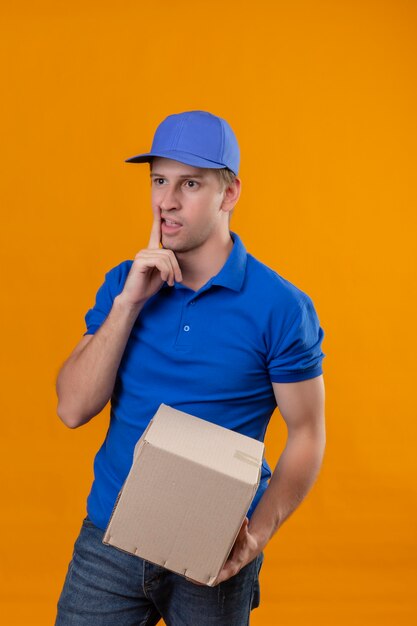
162, 232, 205, 255
161, 236, 187, 253
162, 238, 177, 251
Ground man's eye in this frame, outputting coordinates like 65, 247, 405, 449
185, 180, 198, 188
154, 178, 165, 185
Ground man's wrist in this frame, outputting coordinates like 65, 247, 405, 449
113, 293, 145, 317
248, 525, 273, 551
248, 510, 280, 550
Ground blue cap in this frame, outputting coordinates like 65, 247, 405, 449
125, 110, 240, 175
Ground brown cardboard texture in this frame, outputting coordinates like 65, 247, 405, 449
102, 404, 264, 586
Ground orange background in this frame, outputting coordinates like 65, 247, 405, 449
1, 1, 416, 624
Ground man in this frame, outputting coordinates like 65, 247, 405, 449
55, 110, 326, 625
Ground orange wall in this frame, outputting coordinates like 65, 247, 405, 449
1, 1, 416, 624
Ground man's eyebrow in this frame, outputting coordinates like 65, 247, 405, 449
150, 172, 205, 179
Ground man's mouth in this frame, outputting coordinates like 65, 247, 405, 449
162, 217, 182, 232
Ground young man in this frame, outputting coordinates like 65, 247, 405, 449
55, 110, 326, 625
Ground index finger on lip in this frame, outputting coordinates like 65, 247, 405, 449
148, 210, 161, 249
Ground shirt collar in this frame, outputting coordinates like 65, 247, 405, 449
210, 231, 247, 292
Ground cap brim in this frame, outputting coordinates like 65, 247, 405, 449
124, 150, 229, 171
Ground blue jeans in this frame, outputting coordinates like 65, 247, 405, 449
55, 516, 264, 625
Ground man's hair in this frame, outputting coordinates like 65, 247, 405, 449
215, 167, 237, 191
215, 168, 237, 221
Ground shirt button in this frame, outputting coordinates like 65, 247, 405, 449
189, 301, 195, 306
183, 325, 190, 332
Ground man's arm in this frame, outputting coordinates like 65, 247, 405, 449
56, 298, 146, 428
56, 210, 182, 429
214, 374, 326, 584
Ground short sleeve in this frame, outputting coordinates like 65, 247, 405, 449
268, 294, 326, 383
83, 261, 133, 336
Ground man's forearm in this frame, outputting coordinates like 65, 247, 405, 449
248, 427, 326, 548
56, 294, 143, 428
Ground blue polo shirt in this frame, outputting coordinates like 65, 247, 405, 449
83, 232, 326, 531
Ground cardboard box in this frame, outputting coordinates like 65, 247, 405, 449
102, 403, 264, 586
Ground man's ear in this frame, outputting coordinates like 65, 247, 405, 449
220, 178, 241, 214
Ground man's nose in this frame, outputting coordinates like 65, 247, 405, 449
160, 187, 179, 211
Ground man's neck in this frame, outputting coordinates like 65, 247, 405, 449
176, 231, 234, 292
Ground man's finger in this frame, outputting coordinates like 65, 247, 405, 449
213, 560, 240, 585
148, 210, 161, 249
137, 249, 182, 284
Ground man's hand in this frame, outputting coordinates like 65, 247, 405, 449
184, 518, 262, 587
211, 517, 263, 586
119, 209, 182, 308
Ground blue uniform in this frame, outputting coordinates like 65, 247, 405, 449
83, 232, 326, 531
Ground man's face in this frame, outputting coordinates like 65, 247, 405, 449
150, 157, 227, 254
